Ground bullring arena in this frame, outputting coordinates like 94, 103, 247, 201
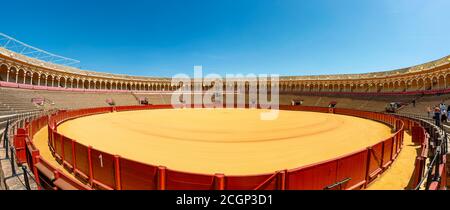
0, 33, 449, 191
53, 109, 392, 175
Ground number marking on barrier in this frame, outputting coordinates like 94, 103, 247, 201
99, 154, 103, 168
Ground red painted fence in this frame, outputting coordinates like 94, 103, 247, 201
18, 105, 432, 190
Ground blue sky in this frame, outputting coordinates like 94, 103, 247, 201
2, 0, 450, 77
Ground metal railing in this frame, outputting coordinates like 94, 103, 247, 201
394, 112, 448, 190
0, 110, 51, 190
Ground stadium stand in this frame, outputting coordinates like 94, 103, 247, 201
398, 94, 450, 117
0, 88, 42, 114
0, 87, 138, 110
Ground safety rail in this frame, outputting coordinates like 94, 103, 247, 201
0, 110, 50, 190
394, 112, 448, 190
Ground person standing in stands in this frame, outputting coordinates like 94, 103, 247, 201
447, 105, 450, 122
427, 105, 432, 118
440, 101, 447, 113
434, 106, 441, 127
442, 108, 448, 124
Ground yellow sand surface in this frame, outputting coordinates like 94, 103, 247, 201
366, 132, 419, 190
55, 109, 393, 175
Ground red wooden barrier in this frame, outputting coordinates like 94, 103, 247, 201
62, 136, 74, 170
367, 142, 384, 182
411, 126, 425, 144
119, 157, 158, 190
382, 138, 394, 168
90, 148, 116, 190
73, 142, 90, 181
13, 128, 28, 164
165, 169, 216, 190
226, 174, 277, 190
53, 132, 63, 161
336, 150, 368, 190
26, 105, 423, 190
411, 157, 426, 188
287, 160, 338, 190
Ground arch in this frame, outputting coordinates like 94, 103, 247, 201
59, 77, 66, 88
72, 78, 78, 88
327, 84, 333, 92
411, 79, 418, 91
344, 84, 351, 92
90, 80, 95, 89
367, 83, 376, 92
83, 80, 89, 89
16, 69, 25, 84
417, 79, 424, 90
405, 80, 412, 91
8, 67, 17, 83
30, 72, 38, 85
362, 83, 369, 92
46, 75, 53, 87
438, 75, 445, 89
446, 74, 450, 89
382, 83, 389, 92
424, 78, 432, 90
376, 83, 383, 92
39, 74, 46, 86
24, 71, 32, 84
399, 81, 406, 92
354, 83, 362, 92
388, 82, 394, 92
350, 84, 356, 92
0, 64, 8, 81
53, 76, 59, 87
298, 84, 303, 92
393, 81, 400, 92
67, 78, 73, 88
431, 76, 438, 90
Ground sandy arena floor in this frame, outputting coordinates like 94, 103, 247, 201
54, 108, 395, 175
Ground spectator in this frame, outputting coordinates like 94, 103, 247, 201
441, 109, 448, 124
427, 106, 432, 118
412, 99, 416, 107
434, 106, 441, 127
439, 101, 447, 112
